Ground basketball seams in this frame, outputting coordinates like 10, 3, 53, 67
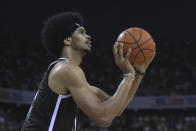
116, 40, 137, 45
117, 27, 155, 67
132, 48, 155, 66
119, 38, 153, 51
132, 48, 141, 66
126, 29, 147, 64
117, 37, 153, 50
141, 48, 155, 52
133, 38, 153, 50
125, 29, 143, 42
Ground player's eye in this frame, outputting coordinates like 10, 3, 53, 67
79, 30, 84, 34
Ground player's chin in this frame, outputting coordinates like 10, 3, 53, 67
83, 47, 91, 54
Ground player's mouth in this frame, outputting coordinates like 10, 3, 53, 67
85, 40, 92, 48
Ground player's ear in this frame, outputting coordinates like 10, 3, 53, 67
63, 37, 72, 46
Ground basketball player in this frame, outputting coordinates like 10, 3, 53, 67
21, 12, 152, 131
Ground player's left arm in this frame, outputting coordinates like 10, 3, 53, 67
88, 71, 146, 117
116, 73, 143, 116
117, 56, 155, 116
89, 74, 143, 117
89, 58, 154, 117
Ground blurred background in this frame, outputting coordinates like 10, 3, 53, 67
0, 0, 196, 130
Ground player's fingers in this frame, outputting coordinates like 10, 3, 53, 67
149, 52, 156, 63
113, 42, 118, 59
125, 48, 131, 60
152, 52, 156, 59
119, 43, 123, 59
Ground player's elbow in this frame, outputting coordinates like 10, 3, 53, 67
88, 106, 115, 127
100, 121, 112, 128
91, 112, 113, 127
95, 116, 112, 128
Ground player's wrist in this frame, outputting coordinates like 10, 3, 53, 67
134, 67, 145, 75
123, 73, 135, 80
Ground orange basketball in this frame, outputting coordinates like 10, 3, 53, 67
116, 27, 156, 67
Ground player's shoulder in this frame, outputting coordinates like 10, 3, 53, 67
50, 61, 84, 79
48, 61, 84, 94
48, 61, 86, 91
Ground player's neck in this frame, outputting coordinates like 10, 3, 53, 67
61, 47, 83, 66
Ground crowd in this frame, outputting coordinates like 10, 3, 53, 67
0, 40, 196, 95
78, 109, 196, 131
0, 104, 26, 131
0, 104, 196, 131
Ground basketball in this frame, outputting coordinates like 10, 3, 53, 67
116, 27, 156, 67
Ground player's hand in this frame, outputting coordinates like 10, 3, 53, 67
113, 42, 135, 75
136, 53, 155, 73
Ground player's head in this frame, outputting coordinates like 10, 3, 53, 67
42, 12, 91, 58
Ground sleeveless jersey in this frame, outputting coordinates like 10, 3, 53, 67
21, 58, 78, 131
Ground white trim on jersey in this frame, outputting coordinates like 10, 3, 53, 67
26, 91, 39, 119
72, 116, 77, 131
48, 94, 71, 131
48, 58, 69, 70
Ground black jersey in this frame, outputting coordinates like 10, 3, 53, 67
21, 58, 78, 131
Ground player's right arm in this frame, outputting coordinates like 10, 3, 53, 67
48, 43, 135, 127
49, 62, 133, 127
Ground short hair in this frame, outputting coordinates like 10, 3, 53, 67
42, 12, 84, 58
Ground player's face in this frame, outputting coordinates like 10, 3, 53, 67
70, 27, 91, 54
